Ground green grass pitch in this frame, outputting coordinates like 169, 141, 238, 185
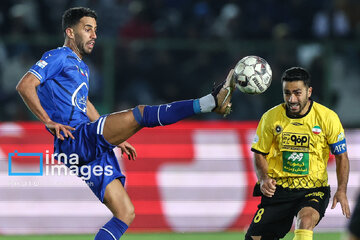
0, 232, 344, 240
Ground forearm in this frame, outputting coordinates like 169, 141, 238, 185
335, 153, 350, 192
254, 153, 270, 181
87, 99, 100, 121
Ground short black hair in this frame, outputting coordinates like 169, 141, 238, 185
281, 67, 311, 87
62, 7, 97, 33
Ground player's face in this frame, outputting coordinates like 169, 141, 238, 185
283, 80, 312, 116
73, 17, 97, 56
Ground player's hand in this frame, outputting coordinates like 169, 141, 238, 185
118, 141, 137, 160
331, 190, 351, 218
45, 120, 75, 140
260, 177, 277, 198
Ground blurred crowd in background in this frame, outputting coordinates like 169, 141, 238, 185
1, 0, 360, 126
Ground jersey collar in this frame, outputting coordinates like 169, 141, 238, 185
63, 46, 82, 62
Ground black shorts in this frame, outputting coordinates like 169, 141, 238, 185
349, 193, 360, 238
245, 184, 330, 239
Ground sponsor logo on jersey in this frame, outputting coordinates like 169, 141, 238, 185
36, 60, 48, 69
312, 126, 321, 134
275, 125, 282, 133
282, 151, 309, 175
288, 152, 304, 161
282, 132, 309, 151
291, 122, 303, 126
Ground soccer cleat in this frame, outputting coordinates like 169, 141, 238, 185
211, 69, 236, 117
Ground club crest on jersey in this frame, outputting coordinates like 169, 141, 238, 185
312, 126, 321, 135
71, 82, 88, 112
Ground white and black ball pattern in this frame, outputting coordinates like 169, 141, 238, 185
233, 56, 272, 94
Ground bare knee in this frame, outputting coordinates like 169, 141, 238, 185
115, 206, 135, 225
296, 207, 319, 230
297, 215, 314, 230
126, 204, 135, 223
103, 179, 136, 225
114, 203, 135, 225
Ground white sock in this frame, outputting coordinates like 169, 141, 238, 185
199, 94, 216, 113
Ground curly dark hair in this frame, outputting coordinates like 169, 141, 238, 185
62, 7, 97, 33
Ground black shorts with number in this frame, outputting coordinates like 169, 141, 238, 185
349, 193, 360, 238
245, 184, 330, 239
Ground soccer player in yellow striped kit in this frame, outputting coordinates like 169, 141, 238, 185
245, 67, 351, 240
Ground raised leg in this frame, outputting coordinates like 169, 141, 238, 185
102, 69, 235, 146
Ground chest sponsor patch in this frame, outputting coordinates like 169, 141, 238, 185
282, 151, 309, 175
281, 132, 310, 151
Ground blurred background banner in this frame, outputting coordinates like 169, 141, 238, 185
0, 122, 359, 234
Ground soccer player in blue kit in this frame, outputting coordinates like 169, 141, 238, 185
16, 7, 235, 240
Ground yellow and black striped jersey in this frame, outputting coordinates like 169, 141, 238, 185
252, 101, 347, 189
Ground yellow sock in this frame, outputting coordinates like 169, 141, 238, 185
293, 229, 313, 240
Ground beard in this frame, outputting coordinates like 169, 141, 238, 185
75, 36, 92, 56
286, 97, 310, 116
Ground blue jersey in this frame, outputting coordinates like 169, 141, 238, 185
29, 46, 90, 127
30, 47, 126, 202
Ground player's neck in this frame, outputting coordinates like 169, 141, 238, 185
64, 39, 83, 59
299, 99, 311, 115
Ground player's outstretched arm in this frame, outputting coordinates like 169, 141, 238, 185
254, 152, 276, 197
16, 72, 75, 140
331, 152, 351, 218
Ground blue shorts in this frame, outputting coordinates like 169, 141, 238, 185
54, 115, 125, 202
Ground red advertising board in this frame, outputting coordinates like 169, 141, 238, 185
0, 121, 358, 234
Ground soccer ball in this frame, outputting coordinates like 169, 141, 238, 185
233, 56, 272, 94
